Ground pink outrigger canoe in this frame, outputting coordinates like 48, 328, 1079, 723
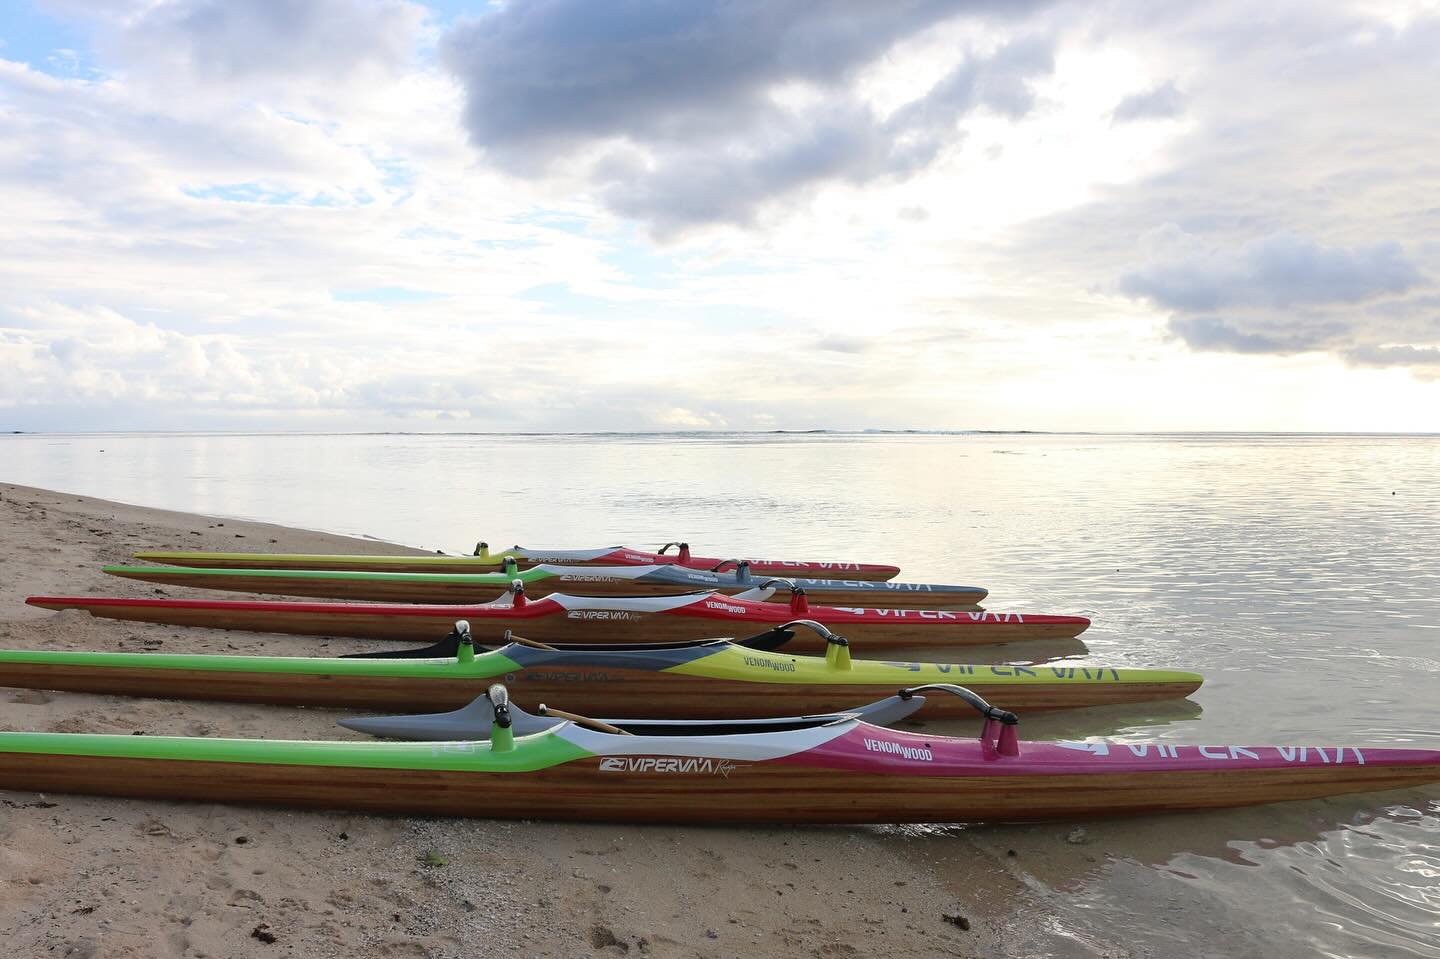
0, 684, 1434, 822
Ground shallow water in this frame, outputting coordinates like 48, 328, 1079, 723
3, 430, 1439, 955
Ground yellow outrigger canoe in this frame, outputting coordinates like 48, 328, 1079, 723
0, 620, 1200, 717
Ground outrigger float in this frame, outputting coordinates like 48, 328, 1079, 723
1, 684, 1434, 823
103, 561, 988, 607
0, 620, 1194, 716
132, 542, 903, 581
27, 585, 1089, 648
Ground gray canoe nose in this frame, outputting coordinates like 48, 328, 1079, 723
337, 693, 926, 742
338, 695, 562, 740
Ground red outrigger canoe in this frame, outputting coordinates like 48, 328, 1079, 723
28, 586, 1090, 649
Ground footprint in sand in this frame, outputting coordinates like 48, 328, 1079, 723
229, 888, 266, 909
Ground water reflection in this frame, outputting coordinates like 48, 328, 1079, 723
882, 797, 1440, 958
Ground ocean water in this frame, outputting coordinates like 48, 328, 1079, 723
3, 430, 1438, 956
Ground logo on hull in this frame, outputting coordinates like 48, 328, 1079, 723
862, 738, 933, 761
598, 756, 743, 777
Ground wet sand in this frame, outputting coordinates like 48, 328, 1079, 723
0, 483, 1064, 959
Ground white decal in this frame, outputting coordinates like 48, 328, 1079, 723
1124, 744, 1180, 758
598, 757, 741, 777
828, 608, 1021, 622
1056, 741, 1111, 756
1068, 742, 1367, 764
862, 738, 933, 762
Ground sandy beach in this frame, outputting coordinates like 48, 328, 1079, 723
0, 483, 1067, 959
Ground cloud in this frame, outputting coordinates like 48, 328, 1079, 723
442, 0, 1056, 233
1112, 80, 1185, 122
5, 0, 1440, 431
1119, 227, 1438, 368
1166, 315, 1345, 355
1121, 231, 1423, 312
443, 1, 1033, 153
1343, 343, 1440, 368
814, 335, 872, 353
991, 4, 1440, 380
106, 0, 424, 90
1117, 228, 1434, 366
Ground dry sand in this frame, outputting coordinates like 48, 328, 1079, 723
0, 482, 1098, 959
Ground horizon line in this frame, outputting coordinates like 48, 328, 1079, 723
5, 429, 1439, 438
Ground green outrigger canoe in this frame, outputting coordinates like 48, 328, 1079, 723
103, 561, 988, 607
0, 620, 1202, 717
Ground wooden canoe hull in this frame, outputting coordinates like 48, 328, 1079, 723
0, 660, 1197, 715
31, 599, 1087, 648
1, 751, 1435, 823
105, 567, 988, 608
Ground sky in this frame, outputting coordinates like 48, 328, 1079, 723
1, 0, 1438, 432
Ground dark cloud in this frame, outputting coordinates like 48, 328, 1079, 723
1344, 344, 1440, 367
1128, 227, 1434, 365
1166, 315, 1346, 355
1121, 232, 1422, 312
1127, 230, 1432, 366
442, 0, 1055, 233
443, 0, 1039, 152
1112, 81, 1185, 122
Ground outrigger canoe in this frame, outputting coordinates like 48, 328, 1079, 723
103, 561, 987, 607
27, 586, 1090, 648
1, 684, 1434, 823
133, 541, 903, 581
0, 620, 1192, 715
